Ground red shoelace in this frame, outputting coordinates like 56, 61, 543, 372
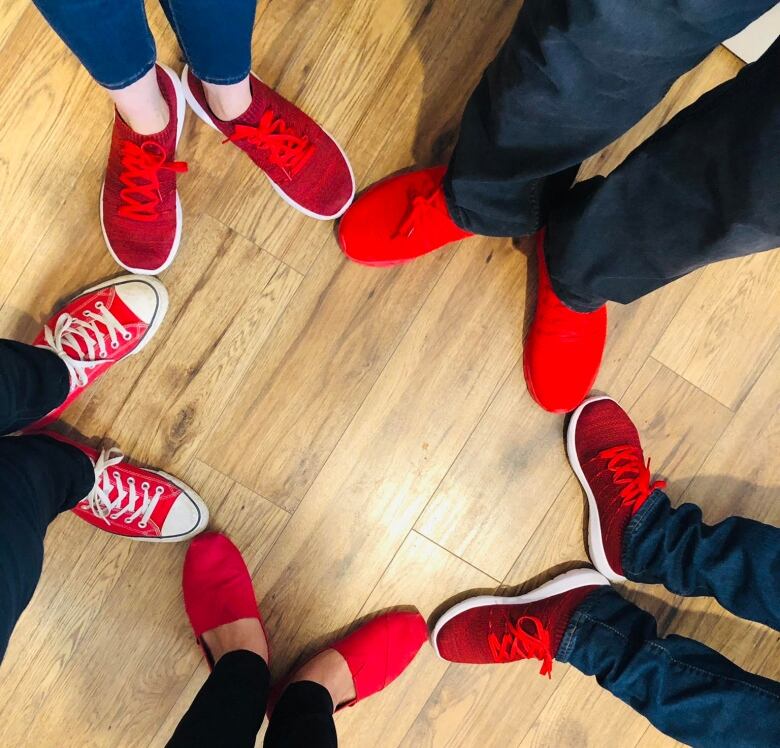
488, 615, 554, 677
597, 445, 666, 509
118, 141, 188, 222
225, 109, 315, 178
393, 187, 449, 240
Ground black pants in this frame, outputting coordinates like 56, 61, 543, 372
445, 0, 780, 311
167, 650, 338, 747
0, 341, 94, 662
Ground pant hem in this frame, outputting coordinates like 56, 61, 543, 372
621, 489, 668, 579
96, 57, 157, 91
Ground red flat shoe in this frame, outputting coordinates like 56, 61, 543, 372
523, 230, 607, 413
338, 166, 472, 266
182, 532, 268, 669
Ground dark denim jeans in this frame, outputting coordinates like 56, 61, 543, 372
0, 342, 94, 663
444, 0, 780, 310
32, 0, 257, 89
559, 491, 780, 746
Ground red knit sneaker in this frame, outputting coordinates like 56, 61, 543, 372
182, 532, 268, 669
337, 166, 473, 266
567, 396, 667, 581
181, 65, 354, 220
432, 569, 608, 674
26, 275, 168, 430
101, 64, 188, 274
43, 432, 207, 541
523, 231, 607, 413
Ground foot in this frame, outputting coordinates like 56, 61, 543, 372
567, 396, 666, 581
182, 65, 354, 220
337, 166, 473, 266
271, 611, 427, 716
183, 533, 268, 668
44, 432, 208, 540
432, 569, 609, 675
523, 230, 607, 413
101, 64, 188, 274
26, 275, 168, 430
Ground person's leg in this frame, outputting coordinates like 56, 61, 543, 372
0, 434, 94, 662
264, 682, 337, 748
445, 0, 777, 237
545, 37, 780, 312
559, 586, 780, 747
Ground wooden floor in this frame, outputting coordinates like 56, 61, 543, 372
0, 2, 778, 746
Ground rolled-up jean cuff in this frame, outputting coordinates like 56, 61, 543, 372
556, 585, 614, 663
621, 489, 668, 579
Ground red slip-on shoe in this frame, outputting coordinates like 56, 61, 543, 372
182, 532, 268, 670
337, 166, 473, 267
25, 275, 168, 431
567, 396, 667, 581
432, 569, 609, 675
101, 63, 188, 274
181, 65, 354, 220
523, 230, 607, 413
42, 432, 208, 541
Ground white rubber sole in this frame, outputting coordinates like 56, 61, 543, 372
430, 568, 609, 659
81, 274, 169, 356
100, 63, 187, 276
181, 64, 356, 220
566, 395, 625, 582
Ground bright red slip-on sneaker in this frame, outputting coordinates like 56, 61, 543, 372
567, 396, 666, 581
181, 65, 354, 220
182, 532, 268, 669
26, 275, 168, 431
432, 569, 609, 675
101, 64, 188, 274
42, 431, 208, 541
337, 166, 473, 267
523, 231, 607, 413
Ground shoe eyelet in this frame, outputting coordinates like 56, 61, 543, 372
127, 477, 135, 485
138, 522, 148, 529
122, 332, 132, 341
111, 341, 119, 349
124, 517, 134, 524
95, 301, 105, 309
141, 481, 150, 490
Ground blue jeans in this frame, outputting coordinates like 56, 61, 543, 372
32, 0, 257, 89
559, 492, 780, 746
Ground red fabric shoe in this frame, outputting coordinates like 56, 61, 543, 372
523, 230, 607, 413
26, 275, 168, 430
567, 396, 667, 581
182, 532, 268, 670
101, 64, 188, 274
432, 569, 608, 674
337, 166, 473, 266
42, 432, 208, 541
181, 65, 354, 220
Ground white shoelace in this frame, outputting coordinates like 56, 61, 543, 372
81, 448, 164, 528
37, 301, 132, 387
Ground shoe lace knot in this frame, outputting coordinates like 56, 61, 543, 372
118, 140, 188, 222
225, 110, 316, 178
598, 445, 667, 509
393, 188, 448, 240
81, 448, 164, 528
37, 303, 131, 387
488, 615, 554, 677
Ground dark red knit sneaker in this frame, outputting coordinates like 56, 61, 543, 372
337, 166, 473, 266
567, 396, 667, 581
432, 569, 608, 674
523, 230, 607, 413
101, 64, 188, 274
181, 65, 354, 220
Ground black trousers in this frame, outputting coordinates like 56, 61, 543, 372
445, 0, 780, 311
0, 341, 94, 662
167, 650, 338, 747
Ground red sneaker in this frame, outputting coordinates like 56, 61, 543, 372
432, 569, 608, 674
182, 532, 268, 669
567, 396, 666, 581
181, 65, 354, 220
523, 231, 607, 413
337, 166, 473, 266
43, 432, 208, 541
101, 64, 188, 274
26, 275, 168, 430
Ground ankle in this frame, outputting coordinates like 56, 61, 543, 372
203, 77, 252, 121
289, 649, 355, 711
201, 618, 268, 665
